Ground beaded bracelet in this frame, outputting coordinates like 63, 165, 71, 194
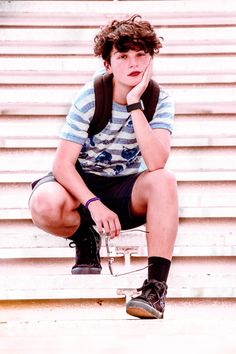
85, 197, 101, 209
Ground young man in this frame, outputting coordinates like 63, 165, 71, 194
29, 15, 178, 319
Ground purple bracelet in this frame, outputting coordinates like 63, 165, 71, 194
85, 197, 101, 209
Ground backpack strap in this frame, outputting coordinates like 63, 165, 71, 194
88, 73, 160, 136
88, 73, 113, 137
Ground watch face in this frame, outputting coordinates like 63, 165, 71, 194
140, 100, 144, 110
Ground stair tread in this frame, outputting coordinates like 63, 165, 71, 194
1, 102, 235, 115
2, 135, 236, 148
1, 245, 235, 258
2, 44, 236, 56
1, 55, 235, 71
2, 11, 236, 27
0, 319, 236, 354
1, 206, 236, 220
1, 170, 236, 182
1, 0, 235, 13
2, 70, 236, 84
0, 273, 235, 300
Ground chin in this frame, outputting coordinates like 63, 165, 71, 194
127, 77, 142, 86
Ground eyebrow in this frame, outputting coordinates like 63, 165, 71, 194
113, 50, 145, 56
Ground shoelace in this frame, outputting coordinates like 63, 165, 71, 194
138, 280, 167, 300
105, 229, 152, 277
69, 226, 100, 249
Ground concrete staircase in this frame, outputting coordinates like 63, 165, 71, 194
0, 1, 236, 353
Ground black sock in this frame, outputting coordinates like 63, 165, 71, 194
148, 256, 171, 282
68, 223, 90, 241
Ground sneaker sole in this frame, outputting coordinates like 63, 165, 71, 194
71, 267, 102, 275
126, 300, 163, 319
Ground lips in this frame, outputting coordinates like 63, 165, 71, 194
128, 71, 141, 77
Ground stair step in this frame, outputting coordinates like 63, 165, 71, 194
1, 57, 236, 76
1, 71, 236, 85
1, 101, 235, 116
1, 180, 236, 207
1, 117, 236, 144
1, 256, 235, 276
1, 245, 235, 259
1, 170, 236, 183
1, 207, 236, 220
1, 10, 236, 27
1, 41, 236, 56
6, 198, 236, 222
1, 221, 236, 258
1, 219, 235, 256
1, 136, 236, 148
0, 274, 235, 301
1, 148, 236, 172
2, 26, 235, 42
1, 0, 235, 14
1, 220, 235, 245
1, 299, 236, 323
0, 316, 236, 354
1, 87, 235, 104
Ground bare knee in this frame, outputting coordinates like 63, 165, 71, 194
29, 182, 81, 237
144, 169, 177, 197
30, 188, 64, 225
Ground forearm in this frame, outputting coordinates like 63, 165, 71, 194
131, 110, 170, 171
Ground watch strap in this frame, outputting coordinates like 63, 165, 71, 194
126, 100, 144, 112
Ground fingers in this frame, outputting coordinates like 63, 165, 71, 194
96, 220, 103, 235
89, 203, 121, 238
99, 216, 121, 238
108, 218, 121, 239
127, 58, 153, 103
143, 58, 153, 82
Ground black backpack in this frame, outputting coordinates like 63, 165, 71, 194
88, 73, 160, 137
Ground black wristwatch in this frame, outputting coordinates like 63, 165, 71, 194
126, 100, 144, 112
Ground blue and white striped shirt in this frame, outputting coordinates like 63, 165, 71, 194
60, 78, 175, 177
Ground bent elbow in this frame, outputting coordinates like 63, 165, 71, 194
146, 156, 168, 172
148, 164, 165, 172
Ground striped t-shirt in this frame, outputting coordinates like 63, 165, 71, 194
60, 78, 175, 177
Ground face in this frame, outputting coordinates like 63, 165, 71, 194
106, 47, 151, 89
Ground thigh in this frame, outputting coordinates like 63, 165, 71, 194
130, 170, 151, 217
29, 173, 81, 236
29, 173, 78, 213
130, 168, 175, 216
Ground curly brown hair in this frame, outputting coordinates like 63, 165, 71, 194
94, 15, 163, 63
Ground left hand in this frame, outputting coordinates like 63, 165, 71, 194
127, 58, 153, 105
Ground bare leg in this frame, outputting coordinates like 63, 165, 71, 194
29, 181, 81, 237
131, 169, 179, 260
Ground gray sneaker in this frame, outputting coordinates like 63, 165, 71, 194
126, 279, 167, 319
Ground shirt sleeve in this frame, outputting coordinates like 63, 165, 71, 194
60, 81, 95, 145
149, 86, 175, 134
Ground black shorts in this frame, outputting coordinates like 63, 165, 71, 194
30, 170, 146, 230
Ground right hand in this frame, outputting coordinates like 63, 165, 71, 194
126, 57, 153, 105
88, 200, 121, 238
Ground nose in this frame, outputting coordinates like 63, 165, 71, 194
128, 57, 138, 68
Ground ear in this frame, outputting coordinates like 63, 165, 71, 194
104, 60, 112, 74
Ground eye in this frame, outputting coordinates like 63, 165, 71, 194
120, 54, 127, 59
137, 52, 146, 57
